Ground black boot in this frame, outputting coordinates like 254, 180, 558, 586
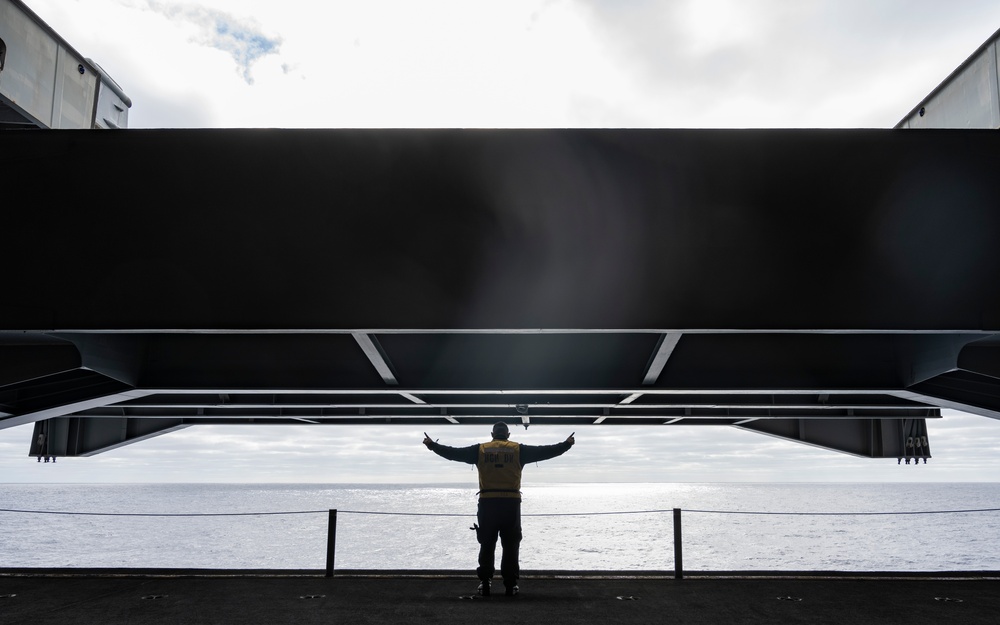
478, 580, 491, 597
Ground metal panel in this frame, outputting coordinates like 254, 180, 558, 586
5, 129, 1000, 461
957, 338, 1000, 380
4, 130, 1000, 332
898, 35, 1000, 129
0, 389, 152, 430
91, 61, 130, 129
379, 333, 657, 389
896, 371, 1000, 421
733, 418, 922, 459
0, 0, 119, 129
0, 338, 81, 387
50, 44, 96, 129
29, 416, 190, 457
0, 0, 60, 127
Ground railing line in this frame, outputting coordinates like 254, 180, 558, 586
0, 509, 328, 517
3, 507, 1000, 518
683, 508, 1000, 516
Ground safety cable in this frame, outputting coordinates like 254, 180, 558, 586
683, 508, 1000, 516
0, 509, 327, 517
2, 507, 1000, 518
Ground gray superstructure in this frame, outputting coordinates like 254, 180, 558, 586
897, 27, 1000, 129
0, 0, 130, 129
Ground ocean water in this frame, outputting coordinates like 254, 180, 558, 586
2, 482, 999, 572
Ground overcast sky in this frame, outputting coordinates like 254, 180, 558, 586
5, 0, 1000, 484
18, 0, 1000, 128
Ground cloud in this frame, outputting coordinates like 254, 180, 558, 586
145, 0, 281, 83
22, 0, 1000, 128
574, 0, 1000, 127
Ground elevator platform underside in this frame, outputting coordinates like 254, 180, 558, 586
4, 129, 1000, 460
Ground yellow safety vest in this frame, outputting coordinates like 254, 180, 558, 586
477, 440, 521, 498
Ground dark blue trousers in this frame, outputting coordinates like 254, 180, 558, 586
476, 498, 522, 587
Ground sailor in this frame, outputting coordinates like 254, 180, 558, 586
423, 423, 575, 597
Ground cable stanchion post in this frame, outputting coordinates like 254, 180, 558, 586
326, 509, 337, 578
673, 508, 683, 579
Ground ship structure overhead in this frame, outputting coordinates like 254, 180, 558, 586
3, 127, 1000, 464
4, 8, 1000, 468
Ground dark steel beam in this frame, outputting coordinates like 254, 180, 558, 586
895, 372, 1000, 421
67, 406, 938, 420
958, 338, 1000, 380
642, 333, 682, 385
3, 130, 1000, 332
352, 333, 399, 385
0, 389, 152, 430
55, 334, 147, 386
5, 130, 1000, 460
734, 418, 930, 460
29, 416, 190, 457
0, 335, 80, 388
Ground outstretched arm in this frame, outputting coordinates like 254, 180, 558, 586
520, 433, 575, 465
423, 433, 478, 464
